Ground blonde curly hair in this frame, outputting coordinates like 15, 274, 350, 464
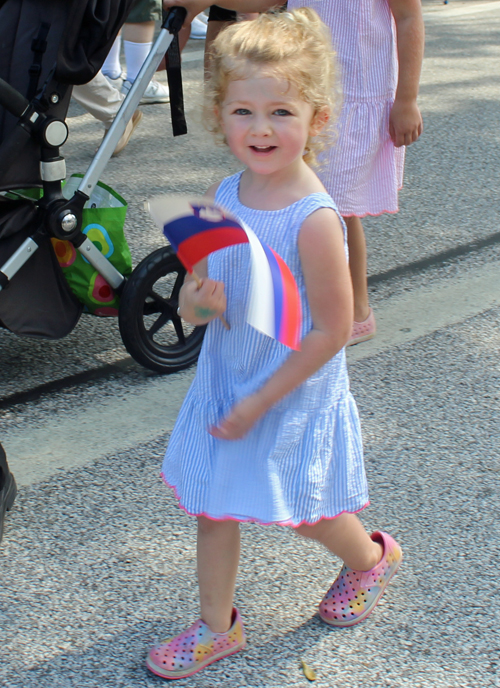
204, 7, 340, 166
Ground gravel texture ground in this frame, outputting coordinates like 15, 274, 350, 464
2, 1, 500, 396
1, 3, 500, 686
1, 307, 499, 688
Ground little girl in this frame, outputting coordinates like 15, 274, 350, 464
147, 10, 402, 680
286, 0, 424, 344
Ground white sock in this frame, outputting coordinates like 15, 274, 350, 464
123, 40, 153, 83
102, 35, 122, 79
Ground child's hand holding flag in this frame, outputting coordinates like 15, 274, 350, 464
147, 195, 302, 350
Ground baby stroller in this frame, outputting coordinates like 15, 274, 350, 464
0, 0, 206, 374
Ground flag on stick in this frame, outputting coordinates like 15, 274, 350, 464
148, 196, 302, 350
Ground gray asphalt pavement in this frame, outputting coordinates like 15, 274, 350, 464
2, 308, 499, 688
2, 0, 500, 397
1, 2, 500, 687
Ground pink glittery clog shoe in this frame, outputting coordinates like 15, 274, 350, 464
146, 607, 246, 680
347, 307, 376, 346
319, 531, 402, 627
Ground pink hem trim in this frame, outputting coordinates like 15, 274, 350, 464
341, 207, 399, 219
161, 473, 369, 528
339, 182, 404, 219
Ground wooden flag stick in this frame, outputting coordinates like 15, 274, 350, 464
191, 269, 230, 331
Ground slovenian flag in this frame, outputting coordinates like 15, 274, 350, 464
148, 195, 302, 350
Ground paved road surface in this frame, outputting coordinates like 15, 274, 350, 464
1, 0, 500, 398
1, 3, 499, 687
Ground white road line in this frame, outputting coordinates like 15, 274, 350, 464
348, 263, 500, 363
4, 370, 196, 488
182, 49, 204, 63
3, 262, 499, 487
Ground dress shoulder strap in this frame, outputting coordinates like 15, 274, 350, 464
294, 192, 339, 217
292, 192, 347, 241
287, 194, 348, 262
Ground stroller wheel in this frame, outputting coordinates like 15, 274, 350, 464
118, 246, 206, 374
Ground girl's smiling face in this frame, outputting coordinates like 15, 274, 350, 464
219, 71, 324, 177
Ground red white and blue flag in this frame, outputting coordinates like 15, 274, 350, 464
148, 196, 302, 350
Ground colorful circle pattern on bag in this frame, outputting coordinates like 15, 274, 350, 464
49, 178, 132, 317
81, 224, 114, 263
51, 236, 119, 316
51, 238, 76, 268
88, 272, 115, 305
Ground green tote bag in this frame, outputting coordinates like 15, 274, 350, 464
51, 175, 133, 316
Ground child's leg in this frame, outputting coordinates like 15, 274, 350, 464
344, 216, 370, 323
197, 516, 240, 633
296, 512, 382, 570
146, 516, 244, 679
296, 514, 402, 627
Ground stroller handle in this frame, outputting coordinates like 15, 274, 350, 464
0, 78, 29, 118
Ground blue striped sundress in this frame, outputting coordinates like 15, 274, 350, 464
162, 172, 369, 526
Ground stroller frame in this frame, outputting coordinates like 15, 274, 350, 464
0, 7, 206, 373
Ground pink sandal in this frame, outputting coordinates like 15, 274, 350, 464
146, 607, 246, 680
347, 307, 376, 346
319, 531, 402, 627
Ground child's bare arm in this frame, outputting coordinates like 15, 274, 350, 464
388, 0, 424, 147
210, 208, 352, 440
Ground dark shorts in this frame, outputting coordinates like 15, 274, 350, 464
208, 5, 238, 22
127, 0, 162, 23
208, 4, 287, 22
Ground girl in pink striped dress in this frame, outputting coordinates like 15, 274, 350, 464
287, 0, 424, 344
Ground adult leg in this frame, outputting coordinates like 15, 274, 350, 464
295, 512, 382, 571
102, 33, 123, 81
72, 71, 124, 129
344, 215, 370, 323
197, 515, 240, 632
123, 21, 156, 82
122, 0, 169, 103
72, 72, 142, 156
123, 20, 155, 43
204, 20, 233, 79
178, 22, 192, 51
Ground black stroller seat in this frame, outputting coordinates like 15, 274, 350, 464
0, 0, 205, 372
